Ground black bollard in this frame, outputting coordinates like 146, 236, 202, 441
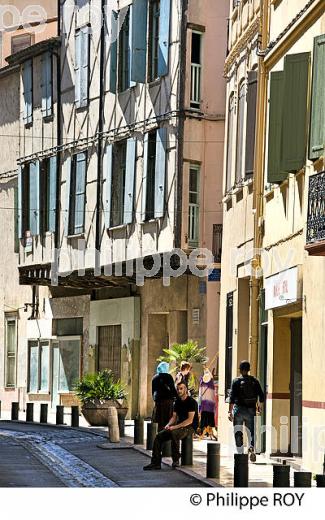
181, 434, 193, 466
234, 454, 249, 487
118, 415, 125, 438
273, 464, 290, 487
207, 442, 220, 479
146, 422, 158, 451
71, 406, 79, 427
56, 405, 64, 425
162, 440, 172, 457
316, 475, 325, 487
134, 417, 144, 445
11, 402, 19, 421
40, 404, 48, 424
26, 403, 34, 422
294, 472, 312, 487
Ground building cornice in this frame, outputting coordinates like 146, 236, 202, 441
224, 17, 260, 75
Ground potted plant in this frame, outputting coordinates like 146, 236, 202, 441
157, 340, 208, 396
74, 369, 128, 427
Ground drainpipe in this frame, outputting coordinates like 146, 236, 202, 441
55, 0, 62, 252
249, 0, 269, 376
95, 0, 106, 258
174, 0, 188, 249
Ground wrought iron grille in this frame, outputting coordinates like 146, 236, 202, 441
306, 171, 325, 244
212, 224, 223, 263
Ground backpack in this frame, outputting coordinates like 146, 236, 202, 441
239, 376, 258, 407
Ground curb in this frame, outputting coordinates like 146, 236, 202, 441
0, 419, 107, 438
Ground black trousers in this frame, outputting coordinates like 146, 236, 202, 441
151, 426, 194, 465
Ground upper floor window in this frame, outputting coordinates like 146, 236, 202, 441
235, 81, 246, 183
5, 315, 17, 388
111, 141, 127, 227
41, 51, 53, 118
190, 32, 202, 109
67, 152, 87, 235
188, 164, 200, 248
118, 9, 131, 91
225, 93, 235, 192
148, 0, 160, 82
12, 33, 32, 55
75, 26, 90, 108
142, 127, 167, 221
22, 59, 33, 125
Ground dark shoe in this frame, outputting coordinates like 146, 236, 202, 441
248, 448, 256, 462
143, 463, 161, 471
172, 460, 180, 469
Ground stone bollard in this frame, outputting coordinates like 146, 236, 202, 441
273, 463, 290, 487
316, 475, 325, 487
146, 422, 158, 451
294, 472, 312, 487
134, 417, 144, 445
40, 404, 48, 424
26, 403, 34, 422
107, 406, 120, 443
207, 442, 220, 479
181, 434, 193, 466
234, 454, 249, 487
11, 402, 19, 421
56, 405, 64, 425
71, 406, 79, 427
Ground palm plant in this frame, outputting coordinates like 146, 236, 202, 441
157, 340, 208, 370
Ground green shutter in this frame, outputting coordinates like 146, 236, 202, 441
309, 34, 325, 160
281, 52, 310, 172
267, 71, 286, 184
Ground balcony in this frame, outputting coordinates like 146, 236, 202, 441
190, 63, 201, 109
305, 171, 325, 256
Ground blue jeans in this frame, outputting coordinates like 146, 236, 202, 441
233, 405, 256, 452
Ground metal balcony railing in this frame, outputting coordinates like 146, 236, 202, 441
188, 204, 199, 246
306, 171, 325, 244
190, 63, 201, 109
212, 224, 223, 263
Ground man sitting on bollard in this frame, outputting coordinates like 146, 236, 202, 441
228, 360, 265, 462
143, 381, 198, 470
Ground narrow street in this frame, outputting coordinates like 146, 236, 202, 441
0, 422, 207, 488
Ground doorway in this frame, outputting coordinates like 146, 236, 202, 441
290, 318, 302, 456
97, 325, 122, 379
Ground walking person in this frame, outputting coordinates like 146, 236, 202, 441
198, 368, 217, 439
228, 360, 265, 462
143, 381, 198, 470
151, 362, 177, 431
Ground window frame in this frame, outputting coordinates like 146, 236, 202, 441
225, 92, 235, 193
188, 164, 200, 248
68, 152, 87, 236
110, 141, 127, 228
148, 0, 160, 82
190, 30, 203, 110
118, 8, 131, 92
144, 130, 157, 221
235, 80, 246, 183
4, 315, 18, 389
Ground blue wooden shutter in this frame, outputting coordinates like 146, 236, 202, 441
124, 138, 136, 224
23, 59, 33, 124
309, 34, 325, 160
48, 156, 57, 232
80, 27, 90, 107
18, 166, 23, 239
29, 161, 40, 236
103, 144, 113, 228
74, 153, 87, 234
141, 134, 149, 221
154, 127, 167, 218
75, 31, 81, 107
128, 4, 136, 87
109, 11, 118, 93
158, 0, 171, 77
281, 52, 310, 173
131, 0, 148, 83
41, 52, 52, 117
64, 157, 72, 236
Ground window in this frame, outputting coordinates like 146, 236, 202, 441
212, 224, 223, 263
148, 0, 160, 82
111, 142, 127, 227
18, 161, 42, 238
98, 325, 122, 378
11, 33, 32, 55
309, 34, 325, 161
142, 127, 167, 221
54, 318, 83, 337
75, 26, 90, 108
22, 59, 33, 125
118, 9, 130, 91
245, 70, 258, 178
40, 156, 57, 233
5, 317, 17, 388
235, 81, 246, 183
68, 152, 87, 235
41, 51, 53, 118
144, 131, 157, 220
226, 93, 235, 192
190, 32, 202, 109
188, 165, 200, 247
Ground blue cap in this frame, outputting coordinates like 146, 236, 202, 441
157, 362, 169, 374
